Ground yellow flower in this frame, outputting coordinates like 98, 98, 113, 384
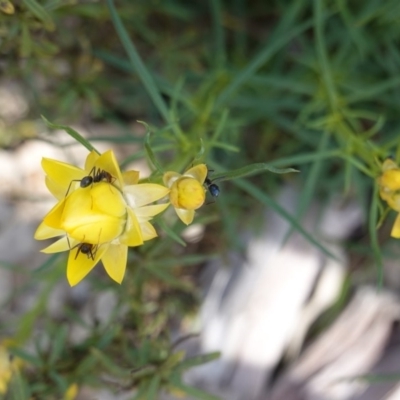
35, 150, 170, 286
64, 383, 78, 400
0, 1, 15, 15
0, 344, 22, 395
378, 158, 400, 238
163, 164, 207, 225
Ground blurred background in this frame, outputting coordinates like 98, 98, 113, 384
2, 0, 400, 399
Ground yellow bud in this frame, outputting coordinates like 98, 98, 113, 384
64, 383, 78, 400
0, 1, 14, 15
379, 170, 400, 192
385, 193, 400, 212
170, 177, 205, 210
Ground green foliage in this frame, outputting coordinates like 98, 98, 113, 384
2, 0, 400, 397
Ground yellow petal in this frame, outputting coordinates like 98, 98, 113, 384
122, 170, 140, 185
64, 383, 78, 400
175, 208, 195, 225
382, 159, 399, 171
163, 171, 181, 187
65, 215, 125, 244
41, 236, 71, 253
140, 220, 158, 241
135, 203, 170, 220
90, 183, 126, 217
67, 243, 108, 286
84, 150, 100, 172
392, 213, 400, 238
119, 208, 143, 246
42, 158, 86, 193
93, 150, 124, 189
43, 199, 66, 230
124, 184, 170, 208
184, 164, 207, 184
101, 244, 127, 283
35, 221, 65, 240
45, 176, 71, 200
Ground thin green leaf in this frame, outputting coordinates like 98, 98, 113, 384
41, 116, 99, 154
169, 377, 222, 400
283, 131, 329, 244
120, 144, 175, 169
177, 352, 221, 371
156, 219, 187, 247
20, 23, 32, 58
216, 16, 313, 107
105, 0, 174, 132
8, 368, 29, 400
146, 375, 161, 400
210, 109, 229, 143
90, 348, 130, 377
49, 370, 67, 392
211, 163, 299, 182
369, 184, 383, 288
9, 348, 42, 368
141, 123, 164, 173
209, 0, 226, 68
192, 139, 205, 165
33, 253, 62, 274
266, 150, 339, 168
338, 152, 374, 178
337, 372, 400, 383
132, 382, 149, 400
344, 147, 352, 195
14, 277, 57, 344
131, 365, 158, 381
48, 325, 68, 365
376, 206, 390, 229
145, 264, 193, 291
168, 79, 188, 141
97, 325, 120, 348
210, 141, 240, 153
347, 76, 400, 103
150, 254, 218, 269
314, 0, 337, 109
75, 354, 98, 377
22, 0, 54, 30
162, 351, 185, 371
235, 179, 338, 259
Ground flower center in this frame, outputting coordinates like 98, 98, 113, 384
61, 182, 127, 243
170, 177, 206, 210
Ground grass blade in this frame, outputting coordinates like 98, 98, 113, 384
105, 0, 170, 124
42, 116, 99, 154
22, 0, 54, 30
212, 163, 299, 182
369, 184, 383, 288
209, 0, 226, 68
282, 131, 329, 243
216, 8, 313, 107
235, 179, 337, 259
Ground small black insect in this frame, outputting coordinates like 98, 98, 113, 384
205, 177, 220, 198
75, 242, 98, 260
204, 169, 220, 198
66, 234, 100, 261
65, 167, 114, 197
